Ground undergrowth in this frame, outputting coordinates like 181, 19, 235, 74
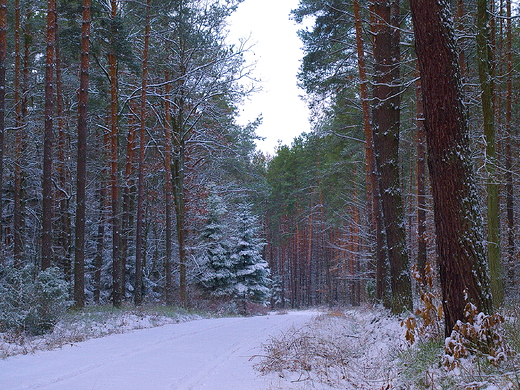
399, 264, 520, 389
256, 306, 404, 389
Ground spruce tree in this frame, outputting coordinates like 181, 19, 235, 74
231, 203, 271, 310
198, 191, 235, 298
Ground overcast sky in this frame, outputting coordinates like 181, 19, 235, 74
227, 0, 311, 155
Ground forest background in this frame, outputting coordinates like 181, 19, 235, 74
0, 0, 519, 338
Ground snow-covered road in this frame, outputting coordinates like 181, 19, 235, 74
0, 311, 316, 390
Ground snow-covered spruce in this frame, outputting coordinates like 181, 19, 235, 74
197, 191, 236, 299
197, 194, 271, 311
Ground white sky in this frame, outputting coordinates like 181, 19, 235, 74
227, 0, 311, 155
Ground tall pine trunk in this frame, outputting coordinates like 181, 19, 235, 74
74, 0, 91, 308
134, 0, 151, 305
370, 0, 412, 313
409, 0, 494, 336
108, 0, 122, 306
353, 0, 388, 303
477, 0, 503, 307
42, 0, 57, 270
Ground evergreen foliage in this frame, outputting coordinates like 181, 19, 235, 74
231, 202, 271, 305
198, 194, 271, 307
0, 265, 71, 335
198, 191, 235, 298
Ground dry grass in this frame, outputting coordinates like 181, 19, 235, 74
255, 307, 405, 389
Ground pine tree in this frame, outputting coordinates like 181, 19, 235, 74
409, 0, 494, 335
231, 203, 271, 311
198, 191, 235, 298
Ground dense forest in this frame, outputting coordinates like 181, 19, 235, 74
0, 0, 519, 340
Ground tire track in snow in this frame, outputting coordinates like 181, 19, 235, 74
0, 312, 317, 390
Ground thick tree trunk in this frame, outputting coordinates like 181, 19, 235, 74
74, 0, 91, 308
370, 0, 412, 313
409, 0, 494, 335
42, 0, 57, 270
134, 0, 151, 306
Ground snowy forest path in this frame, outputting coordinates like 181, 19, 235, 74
0, 311, 318, 390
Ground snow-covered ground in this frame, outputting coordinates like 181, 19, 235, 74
0, 311, 320, 390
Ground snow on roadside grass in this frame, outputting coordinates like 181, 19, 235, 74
256, 305, 407, 389
0, 306, 203, 359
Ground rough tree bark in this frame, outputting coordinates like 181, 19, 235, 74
409, 0, 494, 335
370, 0, 412, 313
